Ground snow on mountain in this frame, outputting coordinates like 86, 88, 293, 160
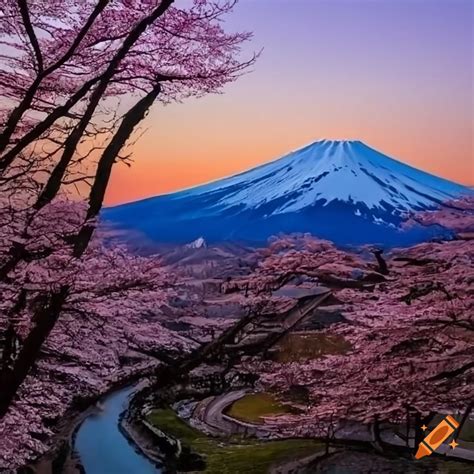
103, 140, 472, 246
185, 237, 207, 249
181, 140, 463, 212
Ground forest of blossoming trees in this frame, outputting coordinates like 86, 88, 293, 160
2, 196, 472, 468
235, 200, 473, 445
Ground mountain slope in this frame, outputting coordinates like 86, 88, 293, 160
104, 140, 471, 246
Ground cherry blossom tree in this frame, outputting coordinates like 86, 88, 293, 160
223, 234, 385, 296
0, 0, 255, 418
403, 196, 474, 235
0, 204, 198, 468
237, 232, 473, 451
0, 0, 255, 172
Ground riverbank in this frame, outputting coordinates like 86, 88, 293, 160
119, 367, 474, 474
119, 391, 169, 471
21, 362, 160, 474
146, 405, 325, 473
140, 397, 474, 473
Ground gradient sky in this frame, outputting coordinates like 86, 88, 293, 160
105, 0, 473, 205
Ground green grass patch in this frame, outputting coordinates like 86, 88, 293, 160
147, 408, 322, 473
225, 392, 294, 424
272, 332, 351, 363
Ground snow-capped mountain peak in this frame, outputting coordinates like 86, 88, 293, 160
182, 139, 463, 214
185, 237, 207, 249
104, 140, 471, 246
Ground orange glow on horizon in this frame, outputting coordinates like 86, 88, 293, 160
105, 121, 473, 206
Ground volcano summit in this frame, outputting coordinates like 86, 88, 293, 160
104, 140, 470, 246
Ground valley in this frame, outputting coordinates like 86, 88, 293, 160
29, 209, 473, 473
4, 197, 472, 474
123, 210, 474, 471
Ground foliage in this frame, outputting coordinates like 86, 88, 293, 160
148, 408, 322, 474
232, 219, 473, 439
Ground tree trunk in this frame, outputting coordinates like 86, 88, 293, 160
457, 403, 473, 439
74, 81, 162, 257
413, 411, 435, 454
405, 405, 410, 447
370, 415, 386, 452
0, 286, 69, 417
372, 249, 389, 275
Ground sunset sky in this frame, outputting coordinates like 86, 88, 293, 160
105, 0, 473, 206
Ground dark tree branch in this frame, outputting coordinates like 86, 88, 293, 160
428, 361, 474, 381
0, 0, 110, 154
17, 0, 44, 73
34, 1, 174, 210
401, 282, 452, 305
0, 75, 102, 172
73, 81, 162, 257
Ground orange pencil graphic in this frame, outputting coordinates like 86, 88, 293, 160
415, 415, 459, 459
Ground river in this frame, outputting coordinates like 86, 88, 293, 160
74, 386, 161, 474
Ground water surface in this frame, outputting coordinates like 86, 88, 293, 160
75, 386, 160, 474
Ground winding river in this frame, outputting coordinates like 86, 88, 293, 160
74, 386, 161, 474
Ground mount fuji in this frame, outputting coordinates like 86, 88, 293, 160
104, 140, 471, 246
